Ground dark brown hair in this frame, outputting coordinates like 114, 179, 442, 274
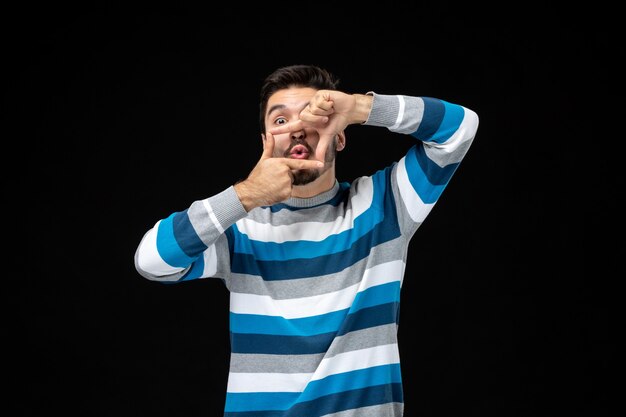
259, 64, 339, 133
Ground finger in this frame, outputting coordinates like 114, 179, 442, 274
282, 158, 324, 170
268, 119, 304, 135
299, 113, 329, 125
312, 92, 334, 112
261, 131, 275, 159
314, 134, 332, 163
299, 105, 330, 124
306, 103, 334, 117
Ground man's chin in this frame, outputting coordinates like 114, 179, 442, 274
292, 169, 320, 186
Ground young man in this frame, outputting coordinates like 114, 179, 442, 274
134, 64, 479, 416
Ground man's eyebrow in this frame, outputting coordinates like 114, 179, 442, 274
267, 102, 309, 117
267, 104, 286, 116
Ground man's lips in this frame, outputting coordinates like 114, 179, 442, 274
289, 144, 310, 159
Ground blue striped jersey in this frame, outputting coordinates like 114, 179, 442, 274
135, 93, 479, 416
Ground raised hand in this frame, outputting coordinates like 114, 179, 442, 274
268, 90, 363, 163
234, 132, 324, 211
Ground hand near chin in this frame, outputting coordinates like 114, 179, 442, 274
234, 132, 323, 211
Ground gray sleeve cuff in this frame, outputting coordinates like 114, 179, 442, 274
363, 92, 400, 128
206, 186, 248, 228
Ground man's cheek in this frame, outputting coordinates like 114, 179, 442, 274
271, 134, 289, 157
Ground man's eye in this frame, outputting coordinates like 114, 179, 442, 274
275, 117, 287, 125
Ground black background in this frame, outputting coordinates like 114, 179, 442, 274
6, 6, 622, 417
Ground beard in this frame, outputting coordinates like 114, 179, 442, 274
281, 136, 338, 186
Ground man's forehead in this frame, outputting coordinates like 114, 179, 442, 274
267, 87, 317, 110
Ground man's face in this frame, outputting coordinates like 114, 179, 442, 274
264, 87, 338, 185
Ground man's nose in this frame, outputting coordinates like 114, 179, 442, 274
290, 129, 306, 140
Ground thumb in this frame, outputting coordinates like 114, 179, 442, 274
261, 132, 275, 160
314, 133, 332, 164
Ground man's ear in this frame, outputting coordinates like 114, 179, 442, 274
336, 131, 346, 151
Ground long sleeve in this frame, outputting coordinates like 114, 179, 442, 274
134, 186, 247, 282
364, 92, 479, 235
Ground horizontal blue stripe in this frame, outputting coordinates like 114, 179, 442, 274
181, 255, 204, 281
230, 222, 392, 280
230, 308, 349, 336
224, 383, 403, 417
413, 98, 465, 144
229, 168, 401, 280
224, 364, 402, 412
405, 144, 458, 204
299, 363, 402, 402
156, 212, 195, 268
351, 281, 401, 313
173, 210, 208, 257
337, 302, 400, 336
233, 172, 388, 261
231, 209, 377, 260
230, 282, 400, 336
225, 392, 299, 413
231, 302, 400, 354
413, 97, 445, 141
230, 331, 335, 355
430, 100, 465, 144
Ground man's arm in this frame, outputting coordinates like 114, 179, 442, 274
364, 92, 479, 169
134, 186, 247, 282
364, 92, 479, 233
135, 133, 326, 282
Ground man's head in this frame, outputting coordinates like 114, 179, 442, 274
259, 65, 345, 187
259, 65, 339, 133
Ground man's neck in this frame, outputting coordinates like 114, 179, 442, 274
291, 169, 336, 199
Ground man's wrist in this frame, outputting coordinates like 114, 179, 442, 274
351, 93, 374, 125
234, 181, 254, 212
